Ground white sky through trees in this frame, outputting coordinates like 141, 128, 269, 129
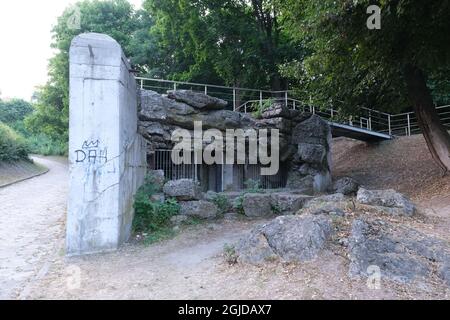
0, 0, 143, 101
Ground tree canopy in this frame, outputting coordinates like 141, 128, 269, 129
0, 99, 33, 125
143, 0, 299, 89
23, 0, 450, 168
26, 0, 154, 145
278, 0, 450, 114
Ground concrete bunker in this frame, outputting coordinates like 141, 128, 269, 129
67, 33, 332, 256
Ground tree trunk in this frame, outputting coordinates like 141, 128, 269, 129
404, 64, 450, 174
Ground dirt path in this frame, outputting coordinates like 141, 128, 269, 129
1, 149, 449, 300
0, 156, 68, 299
25, 215, 449, 300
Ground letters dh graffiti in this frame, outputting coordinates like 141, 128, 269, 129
75, 140, 108, 164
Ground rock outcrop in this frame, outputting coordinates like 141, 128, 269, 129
163, 179, 202, 201
356, 188, 416, 216
139, 90, 332, 194
349, 218, 450, 284
286, 115, 332, 194
270, 193, 312, 215
180, 200, 219, 219
236, 215, 333, 265
333, 177, 359, 196
242, 193, 273, 217
167, 90, 228, 110
299, 193, 354, 216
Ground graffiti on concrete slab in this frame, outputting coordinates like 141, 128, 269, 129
75, 140, 108, 164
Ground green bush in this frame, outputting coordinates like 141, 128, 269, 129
251, 98, 274, 119
231, 180, 264, 216
0, 122, 29, 162
26, 133, 67, 156
211, 193, 229, 215
232, 194, 245, 215
223, 244, 238, 265
244, 179, 263, 193
133, 173, 180, 244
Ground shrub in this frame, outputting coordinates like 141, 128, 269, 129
251, 98, 274, 119
244, 179, 263, 193
211, 193, 229, 215
133, 173, 180, 244
0, 122, 29, 162
223, 244, 238, 265
232, 194, 245, 215
26, 133, 67, 156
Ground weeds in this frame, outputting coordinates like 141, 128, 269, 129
211, 193, 229, 215
223, 244, 238, 265
133, 173, 180, 244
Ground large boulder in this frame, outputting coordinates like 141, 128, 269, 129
242, 193, 273, 217
349, 219, 450, 285
202, 110, 255, 130
299, 193, 354, 216
286, 115, 332, 195
163, 179, 202, 201
333, 177, 360, 196
139, 122, 175, 151
236, 215, 333, 264
261, 103, 294, 119
439, 258, 450, 286
356, 188, 416, 216
296, 143, 327, 164
148, 169, 165, 192
255, 117, 293, 134
167, 90, 228, 110
286, 170, 331, 195
270, 193, 312, 215
291, 114, 331, 146
139, 90, 199, 128
179, 200, 219, 219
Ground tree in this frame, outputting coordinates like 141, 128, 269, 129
0, 99, 33, 124
26, 0, 155, 146
279, 0, 450, 173
144, 0, 298, 90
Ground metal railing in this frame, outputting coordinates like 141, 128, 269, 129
389, 105, 450, 136
237, 98, 392, 136
136, 77, 450, 138
136, 77, 285, 112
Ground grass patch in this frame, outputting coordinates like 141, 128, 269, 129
141, 227, 177, 245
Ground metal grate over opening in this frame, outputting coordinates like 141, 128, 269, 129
149, 150, 287, 192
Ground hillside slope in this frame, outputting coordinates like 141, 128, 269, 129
0, 159, 48, 187
332, 135, 450, 214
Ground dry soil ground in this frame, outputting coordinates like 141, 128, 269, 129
0, 136, 449, 300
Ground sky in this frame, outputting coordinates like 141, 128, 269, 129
0, 0, 143, 101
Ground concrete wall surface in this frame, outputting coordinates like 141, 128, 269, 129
67, 33, 146, 256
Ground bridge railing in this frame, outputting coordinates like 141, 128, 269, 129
237, 98, 392, 136
136, 77, 450, 138
389, 105, 450, 136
